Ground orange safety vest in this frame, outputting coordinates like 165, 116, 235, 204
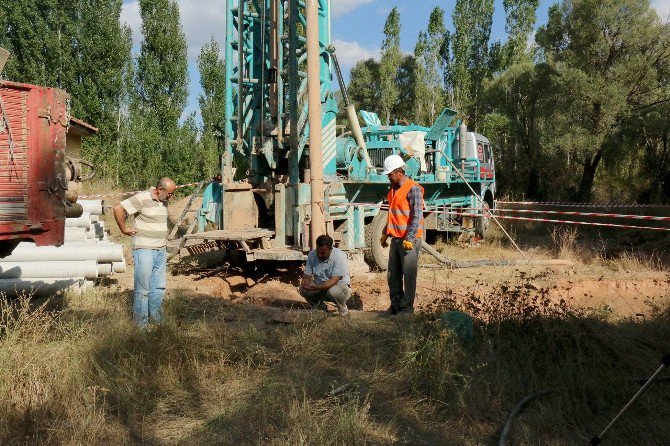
386, 178, 424, 239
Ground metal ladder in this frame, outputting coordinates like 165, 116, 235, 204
167, 181, 206, 254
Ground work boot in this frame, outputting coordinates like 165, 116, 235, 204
336, 301, 349, 316
380, 306, 399, 316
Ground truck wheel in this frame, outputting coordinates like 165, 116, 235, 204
364, 210, 390, 271
474, 201, 491, 239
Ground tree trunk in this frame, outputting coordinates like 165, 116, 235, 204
575, 150, 603, 202
525, 167, 540, 199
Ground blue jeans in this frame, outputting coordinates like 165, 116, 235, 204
133, 248, 167, 327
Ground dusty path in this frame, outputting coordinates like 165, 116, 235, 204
104, 246, 669, 321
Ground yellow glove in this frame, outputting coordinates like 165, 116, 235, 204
402, 240, 413, 250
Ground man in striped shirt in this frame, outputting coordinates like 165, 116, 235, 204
114, 177, 177, 327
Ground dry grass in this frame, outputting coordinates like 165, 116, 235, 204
1, 282, 669, 445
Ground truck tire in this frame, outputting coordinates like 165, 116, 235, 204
364, 210, 390, 271
474, 201, 491, 239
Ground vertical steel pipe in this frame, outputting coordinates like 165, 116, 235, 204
306, 0, 326, 247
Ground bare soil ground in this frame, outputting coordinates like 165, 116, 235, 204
101, 193, 670, 323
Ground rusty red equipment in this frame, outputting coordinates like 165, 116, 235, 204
0, 80, 70, 256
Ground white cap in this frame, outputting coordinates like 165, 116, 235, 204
382, 154, 406, 175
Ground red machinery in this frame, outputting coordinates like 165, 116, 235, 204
0, 80, 70, 256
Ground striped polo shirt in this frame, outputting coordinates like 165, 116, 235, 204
120, 188, 168, 249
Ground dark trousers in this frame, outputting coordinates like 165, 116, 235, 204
387, 237, 421, 311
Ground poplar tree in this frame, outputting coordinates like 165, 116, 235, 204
412, 31, 431, 125
379, 7, 401, 124
451, 0, 494, 125
425, 7, 446, 123
197, 38, 227, 177
0, 0, 77, 87
75, 0, 132, 178
121, 0, 192, 186
135, 0, 188, 131
502, 0, 539, 67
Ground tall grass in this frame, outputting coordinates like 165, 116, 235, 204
1, 287, 669, 445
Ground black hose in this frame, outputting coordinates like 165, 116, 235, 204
498, 358, 670, 446
498, 389, 551, 446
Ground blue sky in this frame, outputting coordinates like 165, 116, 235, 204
120, 0, 669, 123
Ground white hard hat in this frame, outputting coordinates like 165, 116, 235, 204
382, 154, 406, 175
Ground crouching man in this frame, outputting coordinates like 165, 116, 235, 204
299, 234, 351, 316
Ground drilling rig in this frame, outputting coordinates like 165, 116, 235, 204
183, 0, 496, 271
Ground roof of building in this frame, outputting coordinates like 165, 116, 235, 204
68, 117, 98, 137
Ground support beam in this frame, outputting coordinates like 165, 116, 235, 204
306, 0, 325, 247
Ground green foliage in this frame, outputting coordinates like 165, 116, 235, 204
449, 0, 495, 126
197, 38, 226, 136
534, 0, 670, 200
412, 31, 431, 126
135, 0, 189, 131
348, 58, 381, 117
501, 0, 540, 68
379, 8, 401, 125
197, 38, 226, 179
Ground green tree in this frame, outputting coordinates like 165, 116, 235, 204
536, 0, 670, 201
75, 0, 132, 179
197, 38, 227, 178
379, 7, 401, 125
198, 38, 226, 136
450, 0, 472, 114
483, 62, 554, 198
501, 0, 539, 68
393, 54, 417, 122
450, 0, 494, 125
1, 0, 77, 87
135, 0, 189, 131
425, 7, 446, 123
412, 31, 431, 125
348, 58, 381, 118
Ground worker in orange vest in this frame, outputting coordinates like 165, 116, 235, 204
380, 155, 424, 315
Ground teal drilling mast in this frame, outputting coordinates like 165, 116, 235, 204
187, 0, 496, 270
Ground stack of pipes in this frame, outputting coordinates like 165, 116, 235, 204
0, 199, 126, 297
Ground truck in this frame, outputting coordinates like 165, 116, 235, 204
0, 49, 92, 257
182, 0, 495, 270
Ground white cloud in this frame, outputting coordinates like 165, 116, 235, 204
121, 0, 226, 61
652, 0, 670, 18
331, 0, 375, 18
332, 38, 379, 67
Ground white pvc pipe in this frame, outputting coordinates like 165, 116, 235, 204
0, 278, 86, 296
0, 260, 100, 279
6, 242, 124, 263
65, 212, 92, 229
97, 263, 113, 276
112, 260, 127, 273
90, 214, 100, 223
77, 200, 104, 215
65, 227, 88, 242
